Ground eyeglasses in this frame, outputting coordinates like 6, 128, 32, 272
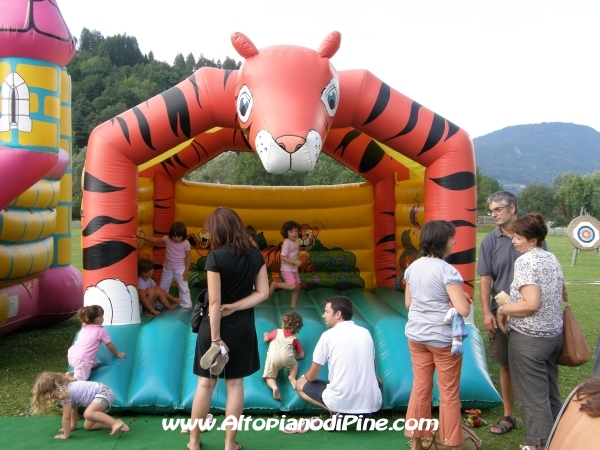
487, 204, 512, 215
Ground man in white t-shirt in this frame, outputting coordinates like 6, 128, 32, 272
296, 296, 382, 414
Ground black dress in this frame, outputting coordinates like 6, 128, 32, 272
193, 245, 264, 378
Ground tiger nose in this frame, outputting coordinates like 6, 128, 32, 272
276, 135, 306, 154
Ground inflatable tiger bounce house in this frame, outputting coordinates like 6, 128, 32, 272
2, 6, 498, 412
78, 30, 500, 414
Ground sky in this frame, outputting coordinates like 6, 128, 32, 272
57, 0, 599, 139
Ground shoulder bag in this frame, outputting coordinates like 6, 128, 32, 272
190, 288, 208, 333
558, 304, 590, 366
557, 289, 590, 366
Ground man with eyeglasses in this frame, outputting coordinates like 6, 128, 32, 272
477, 191, 520, 436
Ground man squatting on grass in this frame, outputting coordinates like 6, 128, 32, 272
295, 296, 382, 417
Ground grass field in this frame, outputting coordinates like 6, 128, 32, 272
1, 227, 598, 450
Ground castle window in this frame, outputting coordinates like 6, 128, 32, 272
0, 72, 32, 132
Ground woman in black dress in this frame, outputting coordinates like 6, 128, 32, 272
188, 207, 269, 450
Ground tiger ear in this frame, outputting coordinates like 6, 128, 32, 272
231, 32, 259, 58
317, 31, 341, 59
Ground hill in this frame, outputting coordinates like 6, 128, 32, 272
473, 122, 600, 188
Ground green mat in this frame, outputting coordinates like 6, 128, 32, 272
0, 415, 411, 449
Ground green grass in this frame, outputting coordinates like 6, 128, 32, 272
1, 228, 598, 450
70, 227, 82, 272
0, 228, 83, 417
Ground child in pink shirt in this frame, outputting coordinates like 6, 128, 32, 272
135, 221, 192, 309
269, 220, 302, 307
67, 305, 126, 380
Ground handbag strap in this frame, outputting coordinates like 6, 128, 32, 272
420, 425, 482, 449
461, 425, 483, 448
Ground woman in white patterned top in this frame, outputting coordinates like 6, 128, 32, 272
497, 212, 565, 450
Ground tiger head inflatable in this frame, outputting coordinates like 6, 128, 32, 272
231, 32, 341, 174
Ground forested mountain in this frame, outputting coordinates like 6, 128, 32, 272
67, 28, 241, 151
473, 123, 600, 188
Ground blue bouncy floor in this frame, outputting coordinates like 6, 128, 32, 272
85, 287, 501, 415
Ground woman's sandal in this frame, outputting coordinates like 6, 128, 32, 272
200, 344, 222, 369
209, 353, 229, 375
490, 415, 516, 434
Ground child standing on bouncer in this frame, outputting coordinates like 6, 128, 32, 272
135, 221, 192, 309
263, 311, 304, 399
269, 220, 302, 307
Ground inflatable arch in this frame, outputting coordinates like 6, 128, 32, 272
80, 31, 500, 412
0, 0, 82, 336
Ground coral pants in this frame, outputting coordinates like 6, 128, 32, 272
404, 341, 463, 446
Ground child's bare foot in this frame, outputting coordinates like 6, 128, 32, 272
272, 387, 281, 400
110, 419, 130, 435
170, 296, 180, 305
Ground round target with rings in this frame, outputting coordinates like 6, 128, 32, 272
567, 216, 600, 250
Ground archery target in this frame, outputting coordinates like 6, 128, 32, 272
567, 216, 600, 250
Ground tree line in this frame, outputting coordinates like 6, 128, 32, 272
67, 29, 600, 224
477, 169, 600, 226
68, 28, 240, 152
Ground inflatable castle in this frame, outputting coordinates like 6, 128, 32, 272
0, 0, 82, 336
